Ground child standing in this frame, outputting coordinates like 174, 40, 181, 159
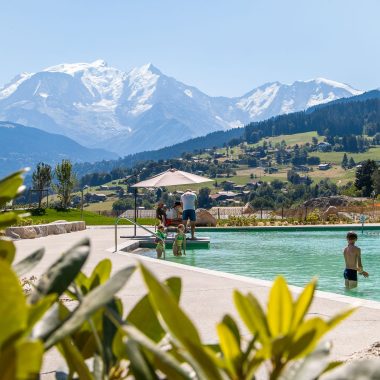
155, 225, 166, 259
173, 224, 186, 256
343, 231, 369, 289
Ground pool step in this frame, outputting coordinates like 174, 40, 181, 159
120, 235, 210, 249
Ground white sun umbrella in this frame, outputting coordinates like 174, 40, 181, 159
131, 168, 212, 188
127, 169, 212, 237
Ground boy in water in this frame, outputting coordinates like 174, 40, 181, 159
343, 231, 369, 289
173, 224, 186, 256
155, 225, 166, 259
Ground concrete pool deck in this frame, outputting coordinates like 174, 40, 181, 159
14, 225, 380, 377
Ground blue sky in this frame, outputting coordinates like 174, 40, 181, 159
1, 0, 379, 96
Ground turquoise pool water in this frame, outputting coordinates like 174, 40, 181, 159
142, 229, 380, 301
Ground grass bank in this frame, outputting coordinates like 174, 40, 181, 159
15, 208, 156, 226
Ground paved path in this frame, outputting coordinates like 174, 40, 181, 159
14, 226, 380, 377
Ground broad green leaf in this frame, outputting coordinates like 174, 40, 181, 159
267, 276, 293, 336
183, 340, 225, 380
286, 329, 318, 360
13, 248, 44, 276
140, 264, 224, 380
322, 361, 343, 375
102, 299, 121, 371
326, 307, 356, 329
288, 318, 328, 359
233, 290, 269, 344
127, 277, 181, 343
26, 294, 57, 332
124, 338, 158, 380
0, 211, 18, 229
44, 265, 135, 348
216, 322, 241, 378
222, 314, 241, 348
271, 335, 292, 359
29, 238, 90, 304
58, 337, 94, 380
88, 259, 112, 291
16, 340, 44, 380
290, 279, 316, 332
139, 264, 201, 346
0, 239, 15, 264
123, 325, 192, 380
0, 261, 27, 347
0, 170, 25, 207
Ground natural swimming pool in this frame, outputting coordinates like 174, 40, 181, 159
141, 228, 380, 302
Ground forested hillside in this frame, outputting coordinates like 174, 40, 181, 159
74, 91, 380, 177
245, 97, 380, 143
74, 127, 244, 176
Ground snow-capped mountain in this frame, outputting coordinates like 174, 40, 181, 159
0, 60, 363, 155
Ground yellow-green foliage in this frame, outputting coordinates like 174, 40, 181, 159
1, 170, 379, 379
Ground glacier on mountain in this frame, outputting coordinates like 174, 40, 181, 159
0, 60, 364, 155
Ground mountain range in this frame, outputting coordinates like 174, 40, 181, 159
0, 121, 117, 177
0, 60, 364, 155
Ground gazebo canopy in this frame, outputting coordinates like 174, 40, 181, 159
131, 168, 212, 188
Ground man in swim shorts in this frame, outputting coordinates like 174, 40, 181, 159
181, 189, 197, 239
343, 231, 369, 289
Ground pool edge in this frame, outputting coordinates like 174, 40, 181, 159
114, 245, 380, 311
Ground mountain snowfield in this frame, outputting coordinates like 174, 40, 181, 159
0, 60, 363, 155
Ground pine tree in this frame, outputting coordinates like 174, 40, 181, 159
341, 153, 348, 169
348, 157, 356, 169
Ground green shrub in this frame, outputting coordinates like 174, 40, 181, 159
1, 170, 380, 379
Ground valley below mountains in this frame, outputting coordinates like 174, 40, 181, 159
0, 60, 363, 156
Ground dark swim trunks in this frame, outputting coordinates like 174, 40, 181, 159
344, 268, 358, 281
182, 209, 196, 221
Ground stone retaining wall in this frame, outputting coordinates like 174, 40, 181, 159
5, 221, 86, 239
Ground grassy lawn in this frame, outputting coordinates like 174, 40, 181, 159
254, 131, 321, 147
16, 208, 156, 226
313, 147, 380, 165
84, 199, 117, 212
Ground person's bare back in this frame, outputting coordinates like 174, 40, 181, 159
344, 244, 362, 270
343, 231, 369, 289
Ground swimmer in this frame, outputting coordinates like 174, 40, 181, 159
173, 224, 186, 256
155, 225, 166, 259
343, 231, 369, 289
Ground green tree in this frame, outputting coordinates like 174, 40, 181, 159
355, 159, 378, 197
341, 153, 348, 169
198, 187, 211, 208
112, 198, 135, 211
348, 157, 356, 169
32, 162, 52, 208
372, 168, 380, 196
54, 159, 76, 209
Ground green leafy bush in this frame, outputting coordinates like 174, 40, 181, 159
1, 170, 380, 379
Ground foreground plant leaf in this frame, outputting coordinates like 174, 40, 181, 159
29, 238, 91, 304
0, 239, 16, 264
267, 276, 293, 336
139, 263, 225, 380
44, 265, 135, 348
0, 261, 27, 347
13, 248, 45, 276
0, 170, 25, 207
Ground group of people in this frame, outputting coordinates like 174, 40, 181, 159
155, 189, 197, 258
155, 191, 370, 290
